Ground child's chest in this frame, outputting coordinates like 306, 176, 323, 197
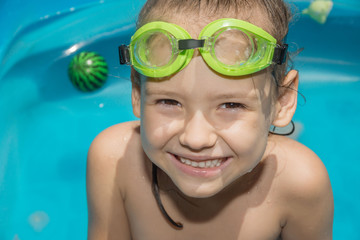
125, 178, 284, 240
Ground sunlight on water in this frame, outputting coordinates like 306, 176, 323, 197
28, 211, 50, 232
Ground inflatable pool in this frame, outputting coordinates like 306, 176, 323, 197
0, 0, 359, 239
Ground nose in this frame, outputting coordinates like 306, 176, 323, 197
179, 111, 217, 151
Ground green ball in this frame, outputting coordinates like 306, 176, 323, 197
68, 52, 108, 92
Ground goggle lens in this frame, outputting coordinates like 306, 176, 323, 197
134, 31, 176, 68
213, 28, 254, 66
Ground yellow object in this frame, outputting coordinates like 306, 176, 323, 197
302, 0, 333, 24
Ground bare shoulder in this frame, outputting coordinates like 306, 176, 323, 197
87, 120, 141, 194
274, 136, 332, 199
272, 136, 334, 239
86, 121, 141, 239
88, 120, 141, 160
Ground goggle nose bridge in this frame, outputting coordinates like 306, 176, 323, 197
178, 39, 206, 50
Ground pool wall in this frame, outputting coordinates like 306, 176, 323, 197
0, 0, 359, 239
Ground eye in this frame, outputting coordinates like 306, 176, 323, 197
156, 99, 182, 107
219, 102, 246, 110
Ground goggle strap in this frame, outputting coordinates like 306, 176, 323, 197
272, 44, 288, 65
178, 39, 205, 50
119, 45, 131, 65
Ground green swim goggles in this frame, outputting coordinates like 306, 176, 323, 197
119, 18, 288, 78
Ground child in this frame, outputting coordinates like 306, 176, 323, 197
86, 0, 334, 239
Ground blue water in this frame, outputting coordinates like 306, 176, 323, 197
0, 0, 359, 239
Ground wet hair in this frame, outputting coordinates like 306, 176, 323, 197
137, 0, 291, 42
152, 163, 184, 229
135, 0, 295, 229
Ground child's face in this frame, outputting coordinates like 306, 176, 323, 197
132, 19, 279, 198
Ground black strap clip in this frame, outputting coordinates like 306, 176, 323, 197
272, 44, 288, 65
118, 45, 130, 65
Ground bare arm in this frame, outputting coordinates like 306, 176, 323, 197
280, 144, 334, 240
86, 126, 132, 240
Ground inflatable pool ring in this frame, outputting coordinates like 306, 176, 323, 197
68, 52, 108, 92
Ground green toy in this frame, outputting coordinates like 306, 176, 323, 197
68, 52, 108, 92
302, 0, 333, 24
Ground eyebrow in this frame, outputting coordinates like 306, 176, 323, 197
145, 88, 181, 97
211, 91, 259, 101
145, 85, 259, 101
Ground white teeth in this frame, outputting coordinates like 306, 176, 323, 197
179, 157, 224, 168
206, 161, 211, 167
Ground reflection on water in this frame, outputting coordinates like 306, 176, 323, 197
28, 211, 50, 232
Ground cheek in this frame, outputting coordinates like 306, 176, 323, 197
222, 117, 269, 157
140, 108, 182, 149
262, 82, 279, 125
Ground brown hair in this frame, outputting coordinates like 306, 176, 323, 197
138, 0, 291, 42
133, 0, 294, 89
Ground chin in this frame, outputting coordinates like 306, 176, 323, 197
174, 178, 228, 198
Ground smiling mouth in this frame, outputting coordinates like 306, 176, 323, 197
174, 155, 228, 169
